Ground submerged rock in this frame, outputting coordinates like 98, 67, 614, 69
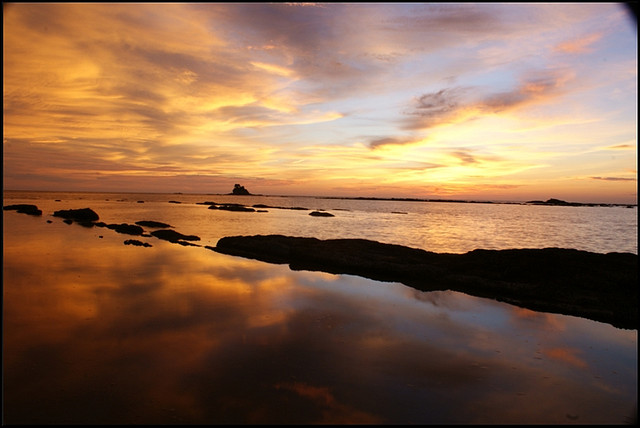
209, 203, 255, 212
252, 204, 309, 211
135, 220, 173, 228
3, 204, 42, 216
213, 235, 638, 330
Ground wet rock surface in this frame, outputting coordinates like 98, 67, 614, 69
214, 234, 638, 329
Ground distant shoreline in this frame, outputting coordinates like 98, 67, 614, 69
4, 189, 637, 208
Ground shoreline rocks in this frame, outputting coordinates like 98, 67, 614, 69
309, 211, 334, 217
3, 204, 42, 216
208, 203, 256, 212
213, 235, 638, 330
150, 229, 201, 244
124, 239, 152, 247
53, 208, 100, 222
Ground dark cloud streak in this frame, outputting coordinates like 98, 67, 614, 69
368, 136, 423, 150
590, 176, 636, 182
403, 69, 573, 131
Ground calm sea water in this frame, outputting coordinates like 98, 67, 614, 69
3, 190, 637, 424
3, 190, 637, 254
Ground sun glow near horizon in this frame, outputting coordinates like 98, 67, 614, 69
3, 3, 637, 203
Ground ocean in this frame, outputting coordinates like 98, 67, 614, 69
3, 190, 637, 424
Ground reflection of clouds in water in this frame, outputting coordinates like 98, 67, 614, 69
3, 214, 637, 424
274, 382, 382, 424
509, 306, 567, 332
544, 347, 588, 369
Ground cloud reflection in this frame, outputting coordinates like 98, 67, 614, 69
3, 214, 637, 424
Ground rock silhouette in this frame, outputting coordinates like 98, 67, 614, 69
3, 204, 42, 216
231, 184, 251, 195
124, 239, 152, 247
105, 223, 144, 235
150, 229, 201, 243
53, 208, 99, 222
214, 235, 638, 329
309, 211, 334, 217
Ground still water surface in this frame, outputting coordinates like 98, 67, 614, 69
3, 191, 637, 424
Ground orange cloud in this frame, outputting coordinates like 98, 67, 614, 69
554, 32, 603, 54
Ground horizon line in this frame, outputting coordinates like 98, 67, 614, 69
3, 189, 637, 207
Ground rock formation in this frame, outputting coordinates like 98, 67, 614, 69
231, 184, 251, 195
309, 211, 334, 217
213, 235, 638, 329
124, 239, 152, 247
3, 204, 42, 216
52, 208, 100, 222
150, 229, 201, 244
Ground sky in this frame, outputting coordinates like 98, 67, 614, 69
3, 2, 637, 203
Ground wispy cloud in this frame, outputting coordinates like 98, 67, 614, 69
590, 176, 636, 182
402, 69, 576, 131
368, 136, 424, 150
554, 32, 603, 54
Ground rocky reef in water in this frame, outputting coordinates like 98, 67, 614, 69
526, 198, 635, 208
53, 207, 100, 222
213, 235, 638, 330
3, 204, 42, 216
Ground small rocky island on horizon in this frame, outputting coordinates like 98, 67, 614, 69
229, 184, 251, 195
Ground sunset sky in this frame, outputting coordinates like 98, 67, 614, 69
3, 3, 637, 203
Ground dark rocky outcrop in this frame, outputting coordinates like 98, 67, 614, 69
135, 220, 173, 228
309, 211, 334, 217
525, 198, 632, 208
150, 229, 201, 244
94, 222, 143, 235
230, 184, 251, 195
124, 239, 152, 247
3, 204, 42, 216
53, 208, 99, 222
213, 235, 638, 330
106, 223, 144, 235
527, 198, 584, 206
